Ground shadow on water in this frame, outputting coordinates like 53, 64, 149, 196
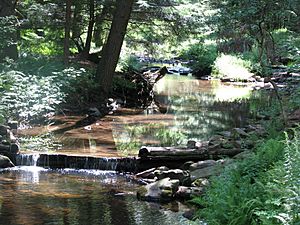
0, 167, 198, 225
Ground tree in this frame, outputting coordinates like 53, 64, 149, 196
0, 0, 18, 61
64, 0, 72, 64
81, 0, 95, 58
205, 0, 295, 64
96, 0, 135, 94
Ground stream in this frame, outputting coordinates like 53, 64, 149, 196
0, 166, 199, 225
1, 75, 255, 224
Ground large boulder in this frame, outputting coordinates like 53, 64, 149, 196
190, 159, 233, 181
137, 178, 180, 202
190, 164, 221, 180
0, 155, 15, 168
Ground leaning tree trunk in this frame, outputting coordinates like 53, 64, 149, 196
96, 0, 134, 94
0, 0, 18, 61
64, 0, 72, 65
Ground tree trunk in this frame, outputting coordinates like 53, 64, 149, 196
0, 0, 18, 61
81, 0, 95, 58
64, 0, 72, 65
71, 1, 84, 52
96, 0, 134, 94
93, 3, 110, 48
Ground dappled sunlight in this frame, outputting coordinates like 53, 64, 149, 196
213, 85, 252, 101
213, 54, 253, 80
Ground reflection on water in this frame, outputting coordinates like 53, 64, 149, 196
0, 167, 197, 225
112, 76, 252, 154
19, 75, 252, 156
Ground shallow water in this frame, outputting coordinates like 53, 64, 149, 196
19, 75, 252, 156
0, 167, 197, 225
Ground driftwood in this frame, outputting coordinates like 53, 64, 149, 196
139, 146, 243, 161
113, 66, 168, 108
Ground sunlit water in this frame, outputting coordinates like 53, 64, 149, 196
19, 75, 253, 156
0, 167, 198, 225
112, 76, 252, 154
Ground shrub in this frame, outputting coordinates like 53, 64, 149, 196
119, 55, 144, 72
180, 41, 217, 73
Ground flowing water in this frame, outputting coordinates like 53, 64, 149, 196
0, 167, 198, 225
3, 75, 255, 224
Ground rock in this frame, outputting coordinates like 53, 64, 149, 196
7, 121, 18, 130
180, 161, 194, 170
187, 140, 208, 149
0, 125, 9, 135
0, 155, 15, 168
183, 209, 197, 220
10, 143, 20, 154
233, 151, 254, 160
232, 128, 249, 137
156, 166, 169, 171
175, 186, 205, 199
221, 141, 235, 149
190, 163, 223, 181
137, 178, 180, 202
189, 160, 217, 172
154, 169, 190, 185
218, 131, 232, 138
191, 178, 210, 187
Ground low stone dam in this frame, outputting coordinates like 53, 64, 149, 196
15, 153, 138, 172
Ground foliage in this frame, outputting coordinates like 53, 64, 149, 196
0, 56, 101, 124
119, 55, 144, 72
191, 136, 285, 225
271, 28, 300, 65
180, 40, 217, 72
206, 0, 296, 62
20, 29, 64, 55
0, 59, 66, 124
0, 16, 18, 53
212, 54, 253, 80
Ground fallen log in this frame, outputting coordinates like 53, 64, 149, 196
139, 146, 243, 161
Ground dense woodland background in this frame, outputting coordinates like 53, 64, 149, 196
0, 0, 300, 224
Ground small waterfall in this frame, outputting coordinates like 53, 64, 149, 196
15, 153, 138, 172
87, 157, 119, 170
16, 154, 40, 166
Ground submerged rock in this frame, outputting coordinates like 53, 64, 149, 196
137, 178, 180, 202
0, 155, 15, 168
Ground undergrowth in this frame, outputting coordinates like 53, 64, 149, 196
190, 83, 300, 224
